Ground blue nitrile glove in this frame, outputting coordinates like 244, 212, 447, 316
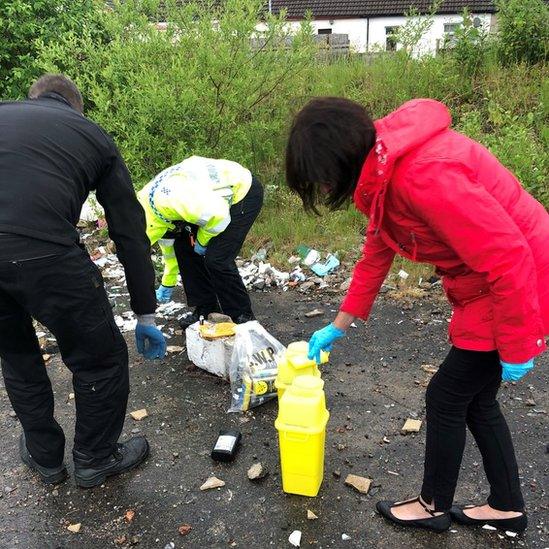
194, 242, 207, 256
308, 323, 346, 364
156, 285, 174, 304
501, 359, 534, 382
135, 315, 167, 359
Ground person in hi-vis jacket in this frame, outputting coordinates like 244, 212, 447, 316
138, 156, 263, 326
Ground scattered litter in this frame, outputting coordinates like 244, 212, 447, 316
307, 510, 318, 520
398, 269, 409, 280
130, 409, 148, 421
387, 471, 400, 476
178, 524, 192, 536
505, 531, 518, 538
383, 436, 390, 444
342, 534, 351, 541
212, 430, 241, 462
247, 462, 267, 481
114, 315, 137, 333
402, 419, 422, 433
450, 529, 457, 533
200, 476, 225, 491
482, 524, 497, 531
344, 474, 372, 494
42, 354, 51, 363
421, 364, 438, 374
68, 393, 75, 401
166, 345, 185, 353
305, 309, 324, 318
67, 523, 82, 533
288, 530, 302, 547
156, 302, 186, 318
310, 254, 340, 277
124, 510, 135, 523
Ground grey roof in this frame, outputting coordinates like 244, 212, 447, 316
269, 0, 497, 18
106, 1, 498, 18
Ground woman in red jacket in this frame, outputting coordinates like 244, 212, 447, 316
286, 98, 548, 533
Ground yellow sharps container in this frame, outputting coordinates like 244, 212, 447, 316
274, 341, 328, 400
275, 375, 329, 497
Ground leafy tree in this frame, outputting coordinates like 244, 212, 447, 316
0, 0, 102, 99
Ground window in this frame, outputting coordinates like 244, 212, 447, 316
385, 26, 400, 51
444, 23, 460, 34
318, 28, 333, 35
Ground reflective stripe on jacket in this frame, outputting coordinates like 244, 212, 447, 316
137, 156, 252, 284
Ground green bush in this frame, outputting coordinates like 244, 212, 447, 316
0, 0, 103, 99
496, 0, 549, 65
38, 0, 315, 186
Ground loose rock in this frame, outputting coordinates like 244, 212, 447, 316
200, 476, 226, 491
67, 523, 82, 533
178, 524, 192, 536
344, 474, 372, 494
130, 409, 148, 421
305, 308, 324, 318
401, 419, 422, 433
307, 510, 318, 520
247, 462, 267, 481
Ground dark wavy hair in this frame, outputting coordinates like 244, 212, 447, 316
286, 97, 376, 213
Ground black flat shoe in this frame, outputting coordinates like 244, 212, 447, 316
376, 497, 451, 533
450, 505, 527, 532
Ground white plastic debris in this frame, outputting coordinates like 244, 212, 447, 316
398, 269, 410, 280
505, 531, 518, 538
186, 322, 234, 380
288, 530, 302, 547
482, 524, 497, 531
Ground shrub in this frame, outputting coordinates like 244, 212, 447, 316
496, 0, 549, 65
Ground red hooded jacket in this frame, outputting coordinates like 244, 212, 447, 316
340, 99, 548, 363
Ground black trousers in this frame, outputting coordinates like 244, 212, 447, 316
174, 176, 264, 320
0, 246, 129, 467
421, 347, 524, 512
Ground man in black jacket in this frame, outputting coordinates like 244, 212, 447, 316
0, 74, 165, 488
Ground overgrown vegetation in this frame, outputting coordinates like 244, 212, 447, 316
1, 0, 547, 274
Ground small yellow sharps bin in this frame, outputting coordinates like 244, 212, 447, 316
275, 375, 329, 497
274, 341, 328, 400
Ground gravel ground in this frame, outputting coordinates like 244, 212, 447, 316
0, 288, 546, 548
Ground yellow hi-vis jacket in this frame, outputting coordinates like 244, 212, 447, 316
137, 156, 252, 287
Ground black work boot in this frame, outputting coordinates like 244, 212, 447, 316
73, 436, 149, 488
178, 305, 221, 329
234, 312, 255, 324
19, 433, 68, 485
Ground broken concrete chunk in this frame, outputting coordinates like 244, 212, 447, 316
247, 462, 267, 481
200, 476, 225, 491
124, 510, 135, 523
288, 530, 302, 547
307, 510, 318, 520
304, 309, 324, 318
178, 524, 192, 536
344, 474, 372, 494
402, 419, 422, 433
67, 523, 82, 533
130, 409, 148, 421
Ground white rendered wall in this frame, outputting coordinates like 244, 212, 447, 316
260, 13, 492, 55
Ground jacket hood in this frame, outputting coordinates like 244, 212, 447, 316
354, 99, 452, 223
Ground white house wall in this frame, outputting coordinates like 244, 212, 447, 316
270, 13, 492, 55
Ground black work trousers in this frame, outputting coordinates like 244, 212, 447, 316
421, 347, 524, 512
0, 246, 129, 468
174, 176, 264, 321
